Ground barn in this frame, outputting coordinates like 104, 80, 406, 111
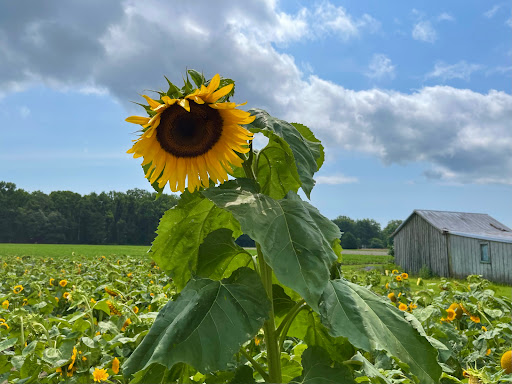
392, 210, 512, 284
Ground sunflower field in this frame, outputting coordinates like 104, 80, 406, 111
1, 70, 511, 383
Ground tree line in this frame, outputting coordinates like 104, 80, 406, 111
332, 216, 402, 250
0, 181, 402, 249
0, 182, 178, 245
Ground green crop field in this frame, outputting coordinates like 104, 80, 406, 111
0, 243, 511, 382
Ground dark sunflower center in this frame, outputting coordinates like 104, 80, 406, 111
156, 101, 223, 158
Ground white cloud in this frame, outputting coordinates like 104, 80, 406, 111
426, 61, 483, 81
316, 174, 359, 185
484, 5, 502, 18
1, 0, 511, 186
282, 80, 512, 185
366, 54, 395, 79
437, 12, 454, 22
412, 21, 437, 43
507, 17, 512, 27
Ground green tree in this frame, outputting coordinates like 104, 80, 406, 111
332, 215, 356, 235
340, 231, 357, 249
355, 219, 381, 248
382, 219, 403, 246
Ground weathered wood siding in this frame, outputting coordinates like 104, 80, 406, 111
394, 214, 449, 276
449, 235, 512, 284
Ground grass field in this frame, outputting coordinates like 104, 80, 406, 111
1, 243, 510, 299
0, 243, 151, 259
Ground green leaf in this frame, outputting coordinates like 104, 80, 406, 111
230, 365, 256, 384
351, 352, 392, 384
291, 123, 325, 171
0, 338, 17, 352
93, 299, 111, 315
248, 109, 321, 197
203, 184, 338, 311
196, 228, 253, 281
319, 279, 442, 384
290, 346, 356, 384
151, 191, 242, 290
188, 69, 206, 88
303, 311, 355, 364
164, 76, 182, 98
129, 363, 173, 384
255, 139, 301, 199
122, 268, 270, 377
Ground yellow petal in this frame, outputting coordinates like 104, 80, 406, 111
142, 95, 162, 109
178, 98, 190, 112
162, 96, 178, 106
206, 74, 220, 94
206, 83, 234, 103
126, 116, 151, 125
208, 102, 236, 110
186, 95, 205, 104
176, 158, 187, 192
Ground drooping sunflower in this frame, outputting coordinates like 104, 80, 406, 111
126, 74, 254, 193
12, 285, 23, 294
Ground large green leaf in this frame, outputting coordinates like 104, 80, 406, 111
248, 109, 320, 198
291, 123, 324, 170
319, 279, 442, 384
151, 191, 242, 289
203, 183, 338, 311
122, 268, 270, 377
255, 139, 301, 199
290, 346, 356, 384
196, 228, 253, 281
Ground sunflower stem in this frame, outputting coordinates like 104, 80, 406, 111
243, 145, 281, 383
256, 243, 282, 384
240, 347, 270, 382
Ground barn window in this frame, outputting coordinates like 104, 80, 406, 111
480, 243, 490, 263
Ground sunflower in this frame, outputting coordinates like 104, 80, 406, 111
12, 285, 23, 294
133, 306, 139, 314
446, 308, 456, 321
398, 303, 408, 311
470, 315, 481, 323
59, 280, 67, 287
1, 300, 8, 309
49, 278, 55, 286
387, 292, 396, 302
126, 74, 254, 193
502, 351, 512, 374
112, 357, 120, 374
396, 275, 402, 282
121, 318, 132, 331
448, 303, 463, 319
401, 272, 408, 280
93, 368, 109, 382
68, 347, 77, 370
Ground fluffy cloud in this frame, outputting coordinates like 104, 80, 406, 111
366, 54, 395, 79
412, 20, 437, 43
1, 0, 511, 185
426, 61, 483, 81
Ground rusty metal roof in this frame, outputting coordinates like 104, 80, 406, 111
392, 210, 512, 243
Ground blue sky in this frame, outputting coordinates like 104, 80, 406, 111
0, 0, 511, 228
